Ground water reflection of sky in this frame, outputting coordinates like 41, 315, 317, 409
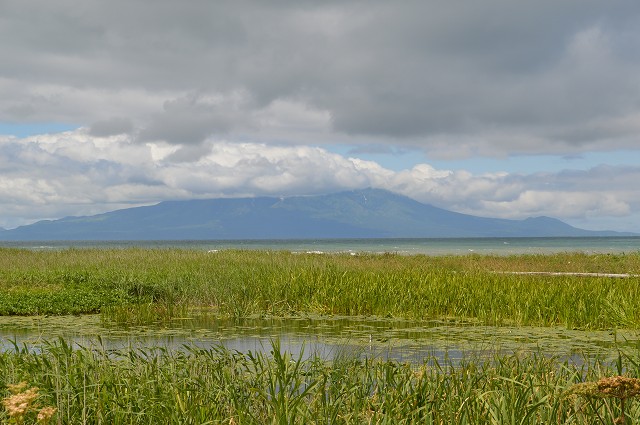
1, 314, 638, 365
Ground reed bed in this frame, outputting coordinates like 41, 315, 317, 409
4, 249, 640, 423
2, 339, 640, 424
1, 248, 640, 329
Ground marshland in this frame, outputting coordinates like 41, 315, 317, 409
3, 247, 640, 423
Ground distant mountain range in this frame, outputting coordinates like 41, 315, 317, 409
0, 188, 634, 240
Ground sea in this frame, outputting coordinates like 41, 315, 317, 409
2, 236, 640, 255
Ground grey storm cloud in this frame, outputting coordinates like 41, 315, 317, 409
1, 0, 639, 155
137, 94, 240, 146
89, 117, 133, 137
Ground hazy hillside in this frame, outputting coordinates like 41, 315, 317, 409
0, 188, 630, 240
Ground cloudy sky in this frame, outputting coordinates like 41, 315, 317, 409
1, 1, 640, 232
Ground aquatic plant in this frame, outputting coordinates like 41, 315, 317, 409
1, 338, 640, 423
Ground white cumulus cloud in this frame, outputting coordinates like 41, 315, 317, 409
1, 130, 639, 232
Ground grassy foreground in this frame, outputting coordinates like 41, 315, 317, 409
1, 248, 640, 328
3, 339, 640, 424
3, 248, 640, 423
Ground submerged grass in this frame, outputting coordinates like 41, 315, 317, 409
3, 339, 640, 424
1, 248, 640, 328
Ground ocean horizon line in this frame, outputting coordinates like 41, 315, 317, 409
2, 236, 640, 256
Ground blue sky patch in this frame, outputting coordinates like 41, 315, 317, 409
0, 123, 79, 138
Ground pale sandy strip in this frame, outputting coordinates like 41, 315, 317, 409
494, 271, 639, 278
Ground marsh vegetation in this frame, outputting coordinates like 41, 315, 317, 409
3, 339, 640, 424
1, 248, 640, 328
2, 248, 640, 423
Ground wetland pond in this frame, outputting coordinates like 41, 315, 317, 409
2, 313, 638, 365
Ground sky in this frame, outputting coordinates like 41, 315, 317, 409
1, 1, 640, 233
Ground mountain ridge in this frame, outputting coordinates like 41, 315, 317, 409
0, 188, 634, 240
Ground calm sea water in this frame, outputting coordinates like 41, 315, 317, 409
2, 236, 640, 255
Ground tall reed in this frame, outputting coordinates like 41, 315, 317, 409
3, 338, 640, 423
2, 248, 640, 328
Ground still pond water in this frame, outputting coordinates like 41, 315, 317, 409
2, 313, 639, 364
